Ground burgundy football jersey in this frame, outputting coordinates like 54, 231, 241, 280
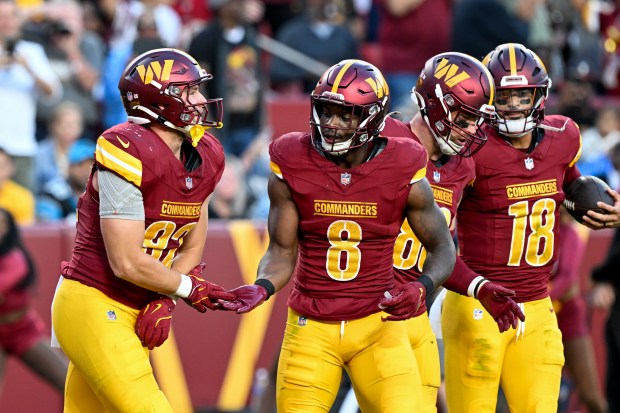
457, 115, 582, 302
62, 123, 225, 309
382, 117, 475, 282
270, 133, 428, 321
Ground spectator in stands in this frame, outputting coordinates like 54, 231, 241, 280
578, 105, 620, 188
209, 154, 253, 219
548, 78, 598, 130
0, 148, 34, 226
171, 0, 214, 48
100, 8, 166, 130
553, 206, 608, 413
0, 0, 62, 191
0, 207, 68, 396
241, 129, 272, 219
96, 0, 182, 49
189, 0, 267, 157
34, 101, 84, 195
36, 139, 94, 224
269, 0, 359, 93
377, 0, 451, 120
21, 0, 104, 141
451, 0, 531, 60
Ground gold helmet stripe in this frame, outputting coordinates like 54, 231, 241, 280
508, 44, 517, 76
331, 60, 357, 93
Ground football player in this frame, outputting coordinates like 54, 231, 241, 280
441, 43, 620, 413
380, 52, 526, 413
51, 48, 235, 412
219, 59, 457, 411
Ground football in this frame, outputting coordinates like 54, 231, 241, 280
563, 175, 614, 224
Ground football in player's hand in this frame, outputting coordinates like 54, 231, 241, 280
563, 176, 614, 223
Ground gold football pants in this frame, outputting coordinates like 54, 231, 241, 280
407, 312, 440, 413
52, 279, 172, 413
442, 292, 564, 413
277, 308, 422, 413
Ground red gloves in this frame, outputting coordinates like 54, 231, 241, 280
378, 281, 427, 321
182, 263, 235, 313
219, 285, 268, 313
135, 296, 175, 350
476, 281, 525, 333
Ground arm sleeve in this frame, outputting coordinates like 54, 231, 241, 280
441, 254, 480, 296
563, 164, 581, 189
98, 169, 145, 220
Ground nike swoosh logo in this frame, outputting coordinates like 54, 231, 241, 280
116, 136, 130, 148
152, 303, 163, 314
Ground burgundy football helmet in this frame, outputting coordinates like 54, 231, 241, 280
118, 48, 223, 145
482, 43, 550, 137
310, 59, 390, 155
414, 52, 496, 157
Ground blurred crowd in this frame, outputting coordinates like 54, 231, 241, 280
0, 0, 620, 226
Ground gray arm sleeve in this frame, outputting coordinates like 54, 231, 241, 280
98, 169, 145, 220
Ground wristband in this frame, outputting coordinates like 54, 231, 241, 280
254, 278, 275, 300
467, 276, 488, 298
417, 274, 435, 295
174, 274, 192, 298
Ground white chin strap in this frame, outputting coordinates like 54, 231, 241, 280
321, 135, 354, 156
498, 116, 536, 138
435, 133, 462, 156
128, 106, 194, 137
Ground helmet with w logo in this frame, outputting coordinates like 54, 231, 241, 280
311, 59, 390, 155
118, 48, 223, 141
414, 52, 496, 157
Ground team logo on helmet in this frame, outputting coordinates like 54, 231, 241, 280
365, 75, 389, 99
434, 58, 470, 87
136, 60, 174, 84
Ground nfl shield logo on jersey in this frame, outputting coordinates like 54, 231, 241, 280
473, 309, 483, 320
340, 173, 351, 185
433, 171, 440, 182
524, 157, 534, 170
107, 310, 117, 321
185, 177, 193, 190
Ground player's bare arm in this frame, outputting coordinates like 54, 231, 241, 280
218, 174, 299, 313
378, 177, 456, 321
170, 196, 211, 274
101, 216, 192, 295
256, 174, 299, 291
405, 177, 456, 287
